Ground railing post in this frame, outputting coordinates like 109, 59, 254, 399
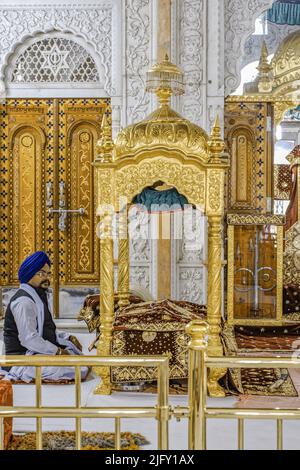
157, 359, 169, 450
186, 320, 209, 451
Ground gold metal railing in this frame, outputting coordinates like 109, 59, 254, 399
2, 321, 300, 451
186, 320, 300, 450
0, 355, 169, 451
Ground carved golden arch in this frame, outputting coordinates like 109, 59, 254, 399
114, 157, 206, 212
93, 105, 228, 396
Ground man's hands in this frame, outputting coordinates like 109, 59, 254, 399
56, 347, 70, 356
68, 335, 83, 352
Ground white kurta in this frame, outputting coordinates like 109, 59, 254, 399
1, 284, 89, 383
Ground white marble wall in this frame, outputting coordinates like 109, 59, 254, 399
0, 0, 157, 136
0, 0, 280, 134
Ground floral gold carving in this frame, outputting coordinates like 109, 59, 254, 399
207, 171, 222, 214
115, 106, 209, 162
227, 214, 285, 225
116, 159, 206, 209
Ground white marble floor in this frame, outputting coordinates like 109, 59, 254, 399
3, 332, 300, 450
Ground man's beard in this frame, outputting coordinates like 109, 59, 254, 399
39, 279, 50, 290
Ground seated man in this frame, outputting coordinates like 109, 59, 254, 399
1, 251, 89, 383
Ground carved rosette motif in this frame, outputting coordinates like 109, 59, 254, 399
129, 208, 151, 291
0, 5, 113, 94
125, 0, 151, 124
179, 0, 204, 126
116, 159, 206, 209
130, 267, 150, 289
225, 0, 276, 95
179, 268, 204, 304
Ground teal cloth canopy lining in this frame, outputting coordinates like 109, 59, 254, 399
267, 1, 300, 25
132, 187, 189, 212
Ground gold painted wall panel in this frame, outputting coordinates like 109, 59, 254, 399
4, 100, 53, 286
225, 101, 272, 213
60, 99, 110, 285
232, 129, 254, 205
1, 98, 111, 291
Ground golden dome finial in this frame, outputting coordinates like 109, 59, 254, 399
96, 111, 114, 163
208, 114, 225, 160
146, 56, 185, 107
257, 40, 273, 93
212, 115, 221, 138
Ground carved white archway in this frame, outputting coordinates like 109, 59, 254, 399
4, 31, 106, 98
225, 0, 277, 96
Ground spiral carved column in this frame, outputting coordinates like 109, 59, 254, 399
117, 208, 130, 308
94, 211, 115, 395
207, 215, 226, 397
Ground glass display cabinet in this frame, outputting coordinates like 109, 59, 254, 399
227, 214, 285, 324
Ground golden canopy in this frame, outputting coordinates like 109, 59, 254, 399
99, 55, 213, 165
114, 105, 209, 161
93, 56, 228, 397
272, 31, 300, 96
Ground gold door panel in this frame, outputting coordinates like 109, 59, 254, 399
0, 98, 111, 317
1, 99, 55, 286
58, 99, 109, 286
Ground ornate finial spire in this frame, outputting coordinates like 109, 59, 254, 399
257, 41, 273, 93
211, 115, 221, 138
208, 114, 225, 160
96, 111, 114, 163
146, 55, 185, 107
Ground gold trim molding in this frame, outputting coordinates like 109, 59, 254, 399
227, 214, 285, 226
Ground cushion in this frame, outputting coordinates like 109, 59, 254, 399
77, 293, 145, 333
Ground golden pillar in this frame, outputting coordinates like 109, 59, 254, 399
206, 117, 228, 397
207, 215, 226, 397
94, 211, 115, 395
93, 111, 115, 395
117, 205, 130, 308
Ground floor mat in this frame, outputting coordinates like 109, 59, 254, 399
7, 431, 149, 450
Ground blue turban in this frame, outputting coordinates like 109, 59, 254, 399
18, 251, 51, 284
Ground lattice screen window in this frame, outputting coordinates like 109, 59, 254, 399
12, 38, 100, 83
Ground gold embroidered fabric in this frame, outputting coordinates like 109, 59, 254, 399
110, 300, 207, 383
